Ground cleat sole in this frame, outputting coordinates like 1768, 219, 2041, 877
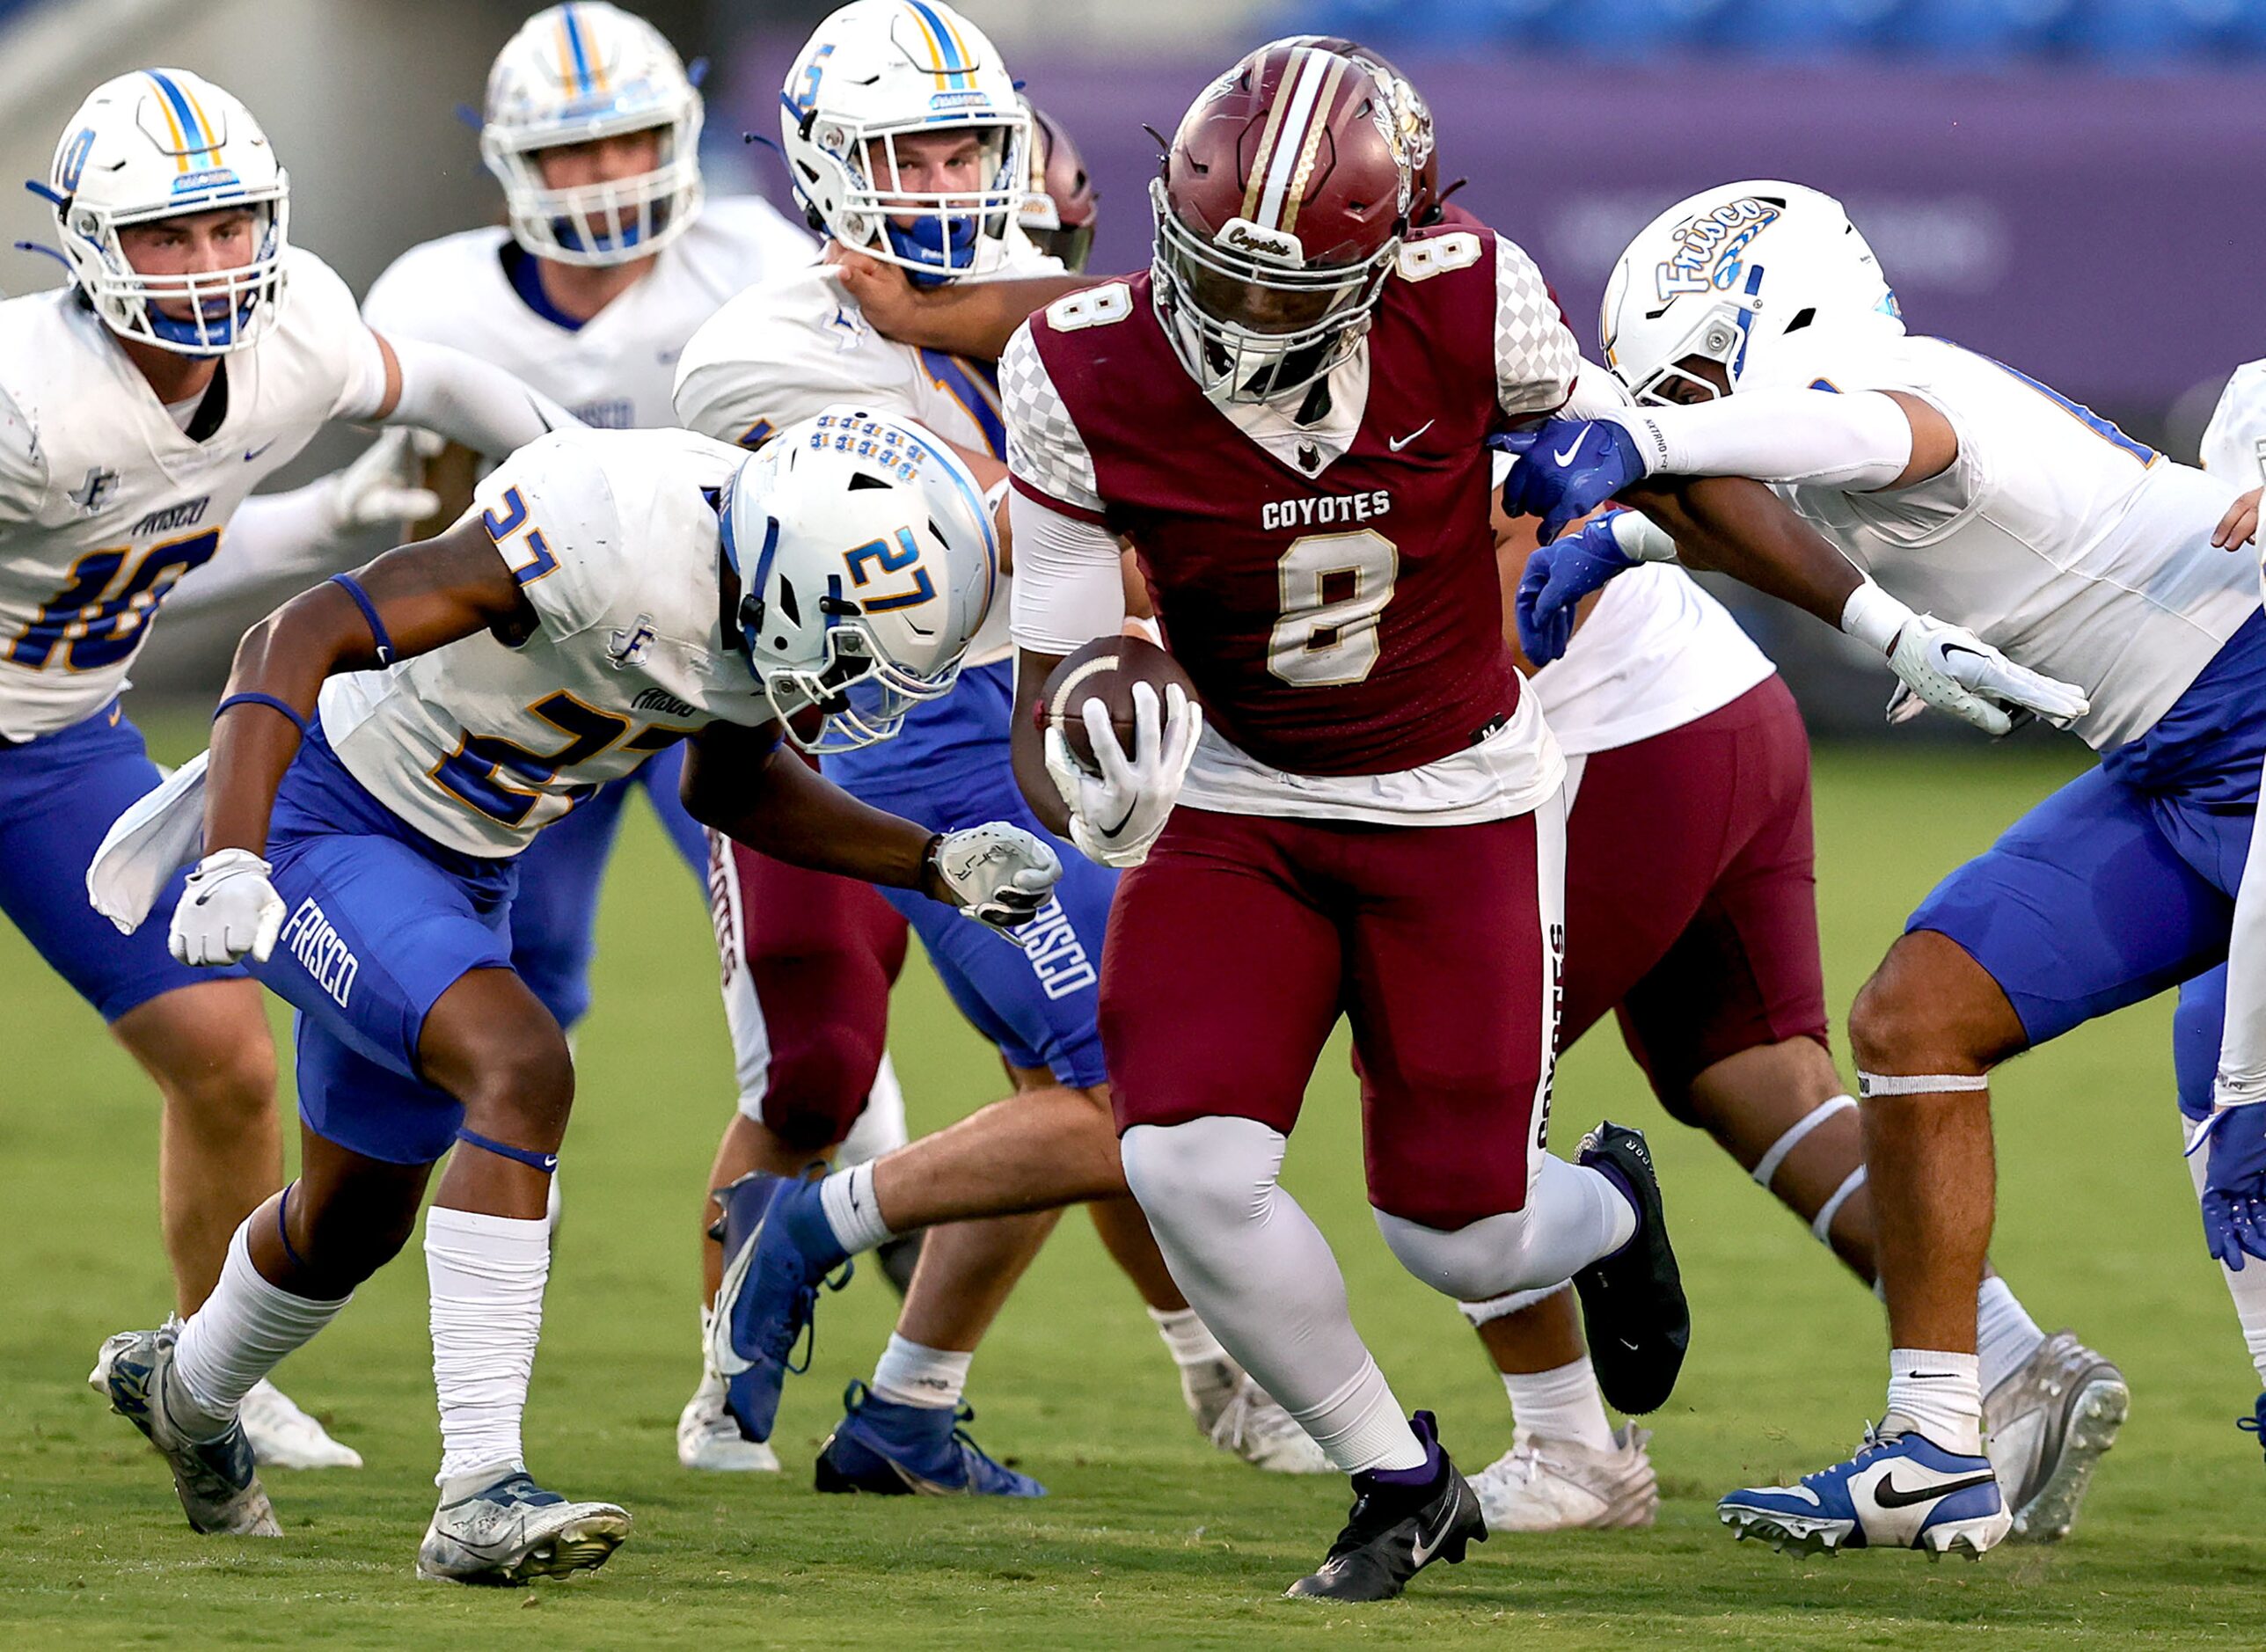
416, 1512, 631, 1586
2007, 1375, 2128, 1546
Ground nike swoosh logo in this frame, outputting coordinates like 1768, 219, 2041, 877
708, 1237, 759, 1377
1407, 1492, 1462, 1568
1552, 435, 1587, 467
1386, 420, 1435, 453
243, 439, 277, 463
1875, 1471, 1995, 1509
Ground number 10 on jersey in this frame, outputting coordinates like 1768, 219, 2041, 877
1268, 529, 1399, 686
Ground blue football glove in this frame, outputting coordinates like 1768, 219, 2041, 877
1493, 418, 1648, 545
2194, 1104, 2266, 1270
1515, 509, 1641, 666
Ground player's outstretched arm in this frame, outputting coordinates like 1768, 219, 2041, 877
1011, 646, 1072, 837
368, 333, 580, 457
203, 518, 535, 860
827, 247, 1091, 362
1619, 476, 1865, 628
681, 726, 1061, 935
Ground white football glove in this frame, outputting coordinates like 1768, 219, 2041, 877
169, 847, 287, 967
1043, 681, 1202, 870
927, 822, 1063, 940
322, 428, 442, 535
1882, 613, 2091, 737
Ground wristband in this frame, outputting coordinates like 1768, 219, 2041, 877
1839, 580, 1916, 655
1605, 508, 1680, 565
213, 692, 310, 735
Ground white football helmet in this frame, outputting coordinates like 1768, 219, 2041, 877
779, 1, 1029, 285
481, 2, 704, 267
722, 406, 999, 752
1599, 180, 1905, 405
40, 69, 289, 355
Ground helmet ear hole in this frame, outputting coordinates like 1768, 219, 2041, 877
775, 574, 802, 628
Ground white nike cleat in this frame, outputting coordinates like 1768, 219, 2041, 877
1182, 1358, 1333, 1474
91, 1325, 282, 1537
677, 1369, 780, 1472
415, 1471, 630, 1585
238, 1379, 362, 1470
1469, 1426, 1658, 1532
1985, 1329, 2127, 1544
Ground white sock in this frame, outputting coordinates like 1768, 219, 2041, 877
1975, 1276, 2046, 1394
2185, 1126, 2266, 1385
1119, 1117, 1426, 1476
1503, 1356, 1617, 1453
1148, 1305, 1228, 1369
172, 1218, 350, 1436
1886, 1348, 1983, 1455
869, 1334, 971, 1410
1288, 1354, 1429, 1473
820, 1163, 896, 1254
426, 1206, 550, 1489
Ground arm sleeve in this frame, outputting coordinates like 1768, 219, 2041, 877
1494, 235, 1583, 420
1008, 489, 1127, 655
376, 335, 581, 457
1605, 386, 1914, 491
2202, 361, 2266, 481
0, 382, 48, 527
672, 346, 877, 449
998, 322, 1107, 521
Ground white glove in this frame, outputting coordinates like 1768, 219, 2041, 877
169, 847, 287, 966
322, 428, 442, 535
1042, 681, 1202, 869
1882, 614, 2091, 737
927, 822, 1063, 940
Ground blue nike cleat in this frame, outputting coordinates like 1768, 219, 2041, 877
2239, 1393, 2266, 1461
706, 1171, 852, 1444
1720, 1422, 2013, 1558
815, 1381, 1047, 1497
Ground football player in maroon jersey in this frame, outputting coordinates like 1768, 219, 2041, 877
998, 42, 1689, 1601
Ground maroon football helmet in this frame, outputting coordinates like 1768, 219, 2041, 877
1274, 35, 1439, 228
1019, 101, 1099, 272
1151, 40, 1412, 405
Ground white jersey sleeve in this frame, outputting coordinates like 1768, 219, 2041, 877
2202, 359, 2266, 482
285, 247, 390, 422
673, 274, 897, 449
467, 433, 629, 642
0, 381, 48, 526
1493, 234, 1581, 420
1000, 320, 1106, 519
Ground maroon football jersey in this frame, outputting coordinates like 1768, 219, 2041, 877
1017, 228, 1568, 778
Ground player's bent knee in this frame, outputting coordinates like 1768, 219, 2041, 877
1120, 1115, 1284, 1239
1373, 1205, 1546, 1302
758, 1021, 884, 1152
457, 1029, 576, 1144
115, 981, 278, 1129
1848, 932, 2011, 1073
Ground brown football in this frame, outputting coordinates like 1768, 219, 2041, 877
1038, 633, 1200, 776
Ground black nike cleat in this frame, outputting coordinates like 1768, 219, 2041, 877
1285, 1412, 1486, 1602
1570, 1121, 1689, 1415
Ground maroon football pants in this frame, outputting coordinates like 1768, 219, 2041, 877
1100, 803, 1561, 1230
1561, 674, 1829, 1115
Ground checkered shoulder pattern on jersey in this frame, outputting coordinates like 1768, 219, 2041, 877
1003, 224, 1579, 779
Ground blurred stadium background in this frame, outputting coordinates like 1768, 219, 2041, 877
4, 0, 2262, 729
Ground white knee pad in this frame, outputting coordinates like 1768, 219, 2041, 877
1374, 1205, 1544, 1303
833, 1052, 909, 1167
1120, 1115, 1286, 1238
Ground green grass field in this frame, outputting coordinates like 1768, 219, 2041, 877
4, 725, 2262, 1648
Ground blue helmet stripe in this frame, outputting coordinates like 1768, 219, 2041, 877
908, 0, 969, 72
563, 5, 596, 94
146, 70, 213, 158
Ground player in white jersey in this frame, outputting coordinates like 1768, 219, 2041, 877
1502, 179, 2260, 1557
358, 2, 815, 1049
86, 411, 1057, 1577
4, 69, 574, 1471
1465, 464, 2118, 1539
2162, 366, 2266, 1451
679, 0, 1325, 1494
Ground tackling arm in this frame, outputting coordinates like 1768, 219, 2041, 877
367, 333, 579, 456
827, 248, 1092, 362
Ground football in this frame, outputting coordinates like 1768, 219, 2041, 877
1038, 633, 1200, 775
